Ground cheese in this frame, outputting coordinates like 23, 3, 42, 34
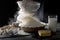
38, 30, 51, 36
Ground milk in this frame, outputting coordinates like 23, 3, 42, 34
48, 15, 57, 32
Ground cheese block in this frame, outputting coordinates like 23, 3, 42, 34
38, 30, 51, 37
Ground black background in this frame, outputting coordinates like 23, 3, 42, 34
0, 0, 18, 26
0, 0, 60, 26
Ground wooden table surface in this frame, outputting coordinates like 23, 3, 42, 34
0, 23, 60, 40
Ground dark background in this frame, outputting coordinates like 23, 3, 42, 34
0, 0, 60, 26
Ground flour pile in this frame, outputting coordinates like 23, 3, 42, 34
16, 0, 47, 28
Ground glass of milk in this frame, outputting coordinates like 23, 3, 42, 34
48, 15, 57, 32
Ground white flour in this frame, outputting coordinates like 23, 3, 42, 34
16, 0, 47, 28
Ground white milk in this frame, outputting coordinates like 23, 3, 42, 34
48, 15, 57, 32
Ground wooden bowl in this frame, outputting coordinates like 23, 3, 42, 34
22, 27, 44, 33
